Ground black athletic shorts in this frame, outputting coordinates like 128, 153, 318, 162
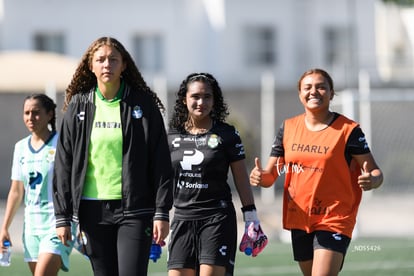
291, 229, 351, 261
168, 207, 237, 275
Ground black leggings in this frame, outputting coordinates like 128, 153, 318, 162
79, 200, 153, 276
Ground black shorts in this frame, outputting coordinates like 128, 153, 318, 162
291, 229, 351, 261
167, 207, 237, 274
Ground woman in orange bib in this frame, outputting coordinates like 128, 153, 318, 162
250, 68, 383, 276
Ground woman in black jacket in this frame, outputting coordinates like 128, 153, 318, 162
53, 36, 172, 276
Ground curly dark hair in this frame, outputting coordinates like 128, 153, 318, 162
24, 93, 57, 131
169, 72, 229, 132
63, 36, 164, 112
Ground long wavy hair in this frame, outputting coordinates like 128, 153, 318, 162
63, 36, 164, 112
169, 72, 229, 132
24, 93, 57, 131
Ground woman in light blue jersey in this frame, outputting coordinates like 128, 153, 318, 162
0, 94, 75, 275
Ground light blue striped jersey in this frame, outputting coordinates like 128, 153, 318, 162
11, 132, 58, 234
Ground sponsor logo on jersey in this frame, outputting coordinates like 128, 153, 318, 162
219, 245, 227, 256
195, 136, 207, 147
235, 143, 245, 156
94, 121, 121, 128
172, 137, 181, 148
179, 172, 202, 178
28, 171, 43, 190
180, 149, 204, 170
177, 149, 209, 189
291, 143, 330, 154
77, 111, 85, 121
177, 181, 208, 189
305, 198, 330, 216
359, 135, 369, 149
332, 233, 343, 241
177, 180, 185, 189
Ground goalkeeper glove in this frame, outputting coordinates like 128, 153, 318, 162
239, 205, 268, 257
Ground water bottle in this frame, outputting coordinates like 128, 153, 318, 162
149, 240, 162, 263
73, 231, 89, 260
239, 228, 253, 256
243, 242, 253, 256
0, 240, 11, 267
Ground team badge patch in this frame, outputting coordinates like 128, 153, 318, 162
208, 134, 220, 148
132, 105, 143, 119
46, 149, 56, 163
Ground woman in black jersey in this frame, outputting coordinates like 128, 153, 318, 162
167, 73, 267, 276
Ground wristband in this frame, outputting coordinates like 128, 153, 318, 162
241, 204, 256, 213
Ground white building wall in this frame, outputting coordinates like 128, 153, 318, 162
0, 0, 384, 90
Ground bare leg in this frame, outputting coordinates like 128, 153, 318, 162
199, 264, 226, 276
311, 248, 343, 276
168, 268, 197, 276
298, 260, 313, 276
34, 252, 61, 276
28, 261, 37, 275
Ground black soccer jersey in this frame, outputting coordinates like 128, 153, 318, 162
168, 121, 245, 220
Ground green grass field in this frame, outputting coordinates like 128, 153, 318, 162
1, 237, 413, 275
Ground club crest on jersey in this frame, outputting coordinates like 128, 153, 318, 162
46, 149, 56, 163
208, 134, 221, 148
132, 105, 143, 119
